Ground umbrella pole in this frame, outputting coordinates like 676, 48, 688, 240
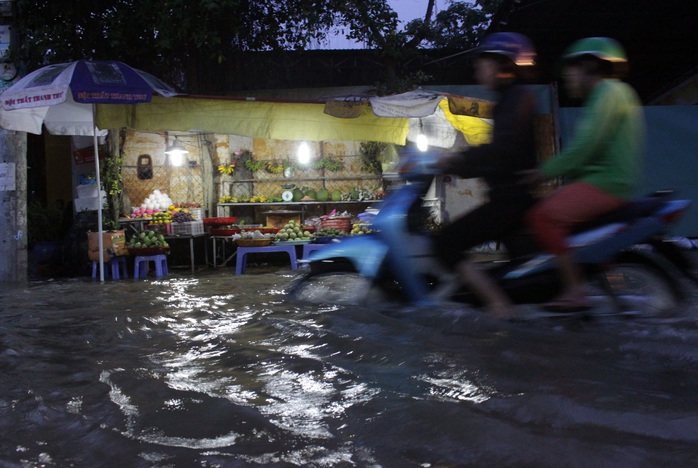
93, 104, 104, 282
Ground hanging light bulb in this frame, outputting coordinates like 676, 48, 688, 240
416, 119, 428, 151
297, 141, 311, 165
165, 136, 189, 166
416, 133, 428, 152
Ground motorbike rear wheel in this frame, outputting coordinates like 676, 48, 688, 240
591, 256, 685, 317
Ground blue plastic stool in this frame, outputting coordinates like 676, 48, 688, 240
92, 256, 128, 280
235, 245, 297, 274
301, 243, 327, 268
134, 254, 168, 279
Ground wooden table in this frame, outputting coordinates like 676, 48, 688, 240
210, 236, 236, 268
118, 217, 152, 234
164, 233, 209, 273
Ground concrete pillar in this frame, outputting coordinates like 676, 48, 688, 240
0, 130, 27, 283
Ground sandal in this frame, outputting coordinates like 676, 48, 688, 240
541, 297, 592, 313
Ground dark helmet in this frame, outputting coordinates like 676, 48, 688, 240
478, 32, 536, 67
561, 37, 628, 77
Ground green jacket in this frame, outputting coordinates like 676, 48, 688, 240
541, 79, 645, 199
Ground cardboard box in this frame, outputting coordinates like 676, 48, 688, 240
263, 210, 301, 229
88, 230, 127, 261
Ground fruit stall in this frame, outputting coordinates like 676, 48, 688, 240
114, 154, 386, 272
214, 141, 390, 226
88, 90, 511, 274
117, 189, 208, 272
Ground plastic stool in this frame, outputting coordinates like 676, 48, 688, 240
236, 245, 297, 274
301, 243, 327, 268
134, 254, 168, 279
92, 256, 129, 280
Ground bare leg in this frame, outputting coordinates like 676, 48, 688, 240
545, 252, 591, 310
457, 260, 517, 319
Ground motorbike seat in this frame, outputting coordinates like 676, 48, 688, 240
571, 194, 667, 234
499, 193, 671, 259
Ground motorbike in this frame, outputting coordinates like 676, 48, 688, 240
288, 151, 697, 318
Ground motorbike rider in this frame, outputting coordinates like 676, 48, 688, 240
522, 37, 645, 311
433, 32, 538, 320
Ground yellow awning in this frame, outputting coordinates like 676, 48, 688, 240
439, 100, 493, 146
96, 95, 410, 144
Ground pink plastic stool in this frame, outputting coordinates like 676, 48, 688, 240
92, 256, 128, 280
134, 254, 168, 279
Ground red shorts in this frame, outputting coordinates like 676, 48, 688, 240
527, 182, 627, 255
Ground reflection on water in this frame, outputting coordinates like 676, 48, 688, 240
2, 269, 698, 466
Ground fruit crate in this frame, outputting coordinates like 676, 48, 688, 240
170, 221, 204, 236
189, 208, 204, 221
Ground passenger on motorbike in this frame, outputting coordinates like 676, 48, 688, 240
521, 37, 645, 312
433, 32, 538, 319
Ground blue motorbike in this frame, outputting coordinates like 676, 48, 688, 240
288, 151, 696, 317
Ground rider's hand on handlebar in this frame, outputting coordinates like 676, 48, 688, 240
518, 169, 544, 186
435, 153, 459, 172
398, 148, 442, 176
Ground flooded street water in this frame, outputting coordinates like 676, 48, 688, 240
2, 265, 698, 467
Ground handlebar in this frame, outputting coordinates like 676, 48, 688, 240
397, 149, 442, 179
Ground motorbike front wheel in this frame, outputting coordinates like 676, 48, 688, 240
591, 257, 685, 317
288, 271, 395, 306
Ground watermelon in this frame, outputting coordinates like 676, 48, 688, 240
330, 189, 342, 201
316, 188, 329, 202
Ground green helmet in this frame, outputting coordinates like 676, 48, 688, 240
562, 37, 628, 77
562, 37, 627, 64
